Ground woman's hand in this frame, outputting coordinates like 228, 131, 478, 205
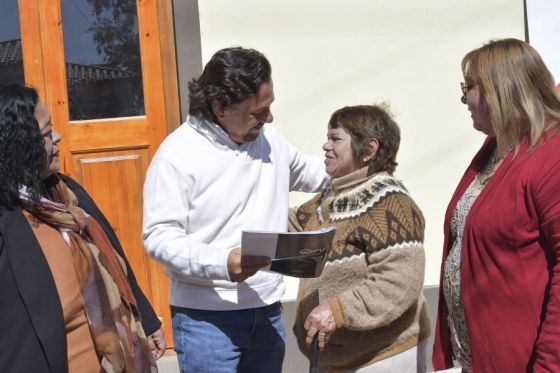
147, 328, 166, 361
304, 303, 337, 351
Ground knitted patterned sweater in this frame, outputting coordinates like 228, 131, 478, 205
292, 167, 431, 370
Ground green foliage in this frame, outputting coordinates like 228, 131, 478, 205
86, 0, 140, 73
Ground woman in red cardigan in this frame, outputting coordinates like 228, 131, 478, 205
432, 38, 560, 372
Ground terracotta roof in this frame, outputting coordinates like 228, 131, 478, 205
0, 39, 137, 84
0, 39, 22, 65
66, 62, 136, 85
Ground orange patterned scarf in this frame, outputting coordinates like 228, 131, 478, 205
21, 175, 156, 373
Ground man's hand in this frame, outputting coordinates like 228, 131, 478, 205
227, 247, 271, 282
147, 328, 166, 361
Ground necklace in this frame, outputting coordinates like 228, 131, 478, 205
474, 149, 505, 192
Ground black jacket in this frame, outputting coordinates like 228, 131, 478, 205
0, 174, 160, 373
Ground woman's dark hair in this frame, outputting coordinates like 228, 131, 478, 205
188, 47, 272, 122
0, 84, 46, 209
329, 104, 400, 175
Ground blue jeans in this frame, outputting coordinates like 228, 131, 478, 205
171, 302, 286, 373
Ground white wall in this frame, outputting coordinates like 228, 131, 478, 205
526, 0, 560, 84
198, 1, 524, 297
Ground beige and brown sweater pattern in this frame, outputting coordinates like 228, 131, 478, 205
293, 168, 431, 370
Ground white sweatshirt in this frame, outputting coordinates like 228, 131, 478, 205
142, 115, 328, 310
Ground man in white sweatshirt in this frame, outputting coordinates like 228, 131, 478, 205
142, 47, 328, 373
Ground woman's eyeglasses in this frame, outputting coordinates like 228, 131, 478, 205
460, 82, 473, 104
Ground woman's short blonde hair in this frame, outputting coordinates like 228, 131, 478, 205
462, 38, 560, 150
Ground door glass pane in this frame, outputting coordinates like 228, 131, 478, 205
61, 0, 145, 120
0, 0, 25, 86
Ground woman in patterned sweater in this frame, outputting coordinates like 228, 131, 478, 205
292, 104, 430, 372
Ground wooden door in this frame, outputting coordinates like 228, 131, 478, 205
11, 0, 179, 347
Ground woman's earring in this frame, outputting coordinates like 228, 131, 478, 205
363, 158, 369, 163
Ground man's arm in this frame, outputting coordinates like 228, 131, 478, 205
142, 158, 235, 281
280, 129, 329, 193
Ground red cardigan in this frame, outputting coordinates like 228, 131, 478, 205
432, 132, 560, 372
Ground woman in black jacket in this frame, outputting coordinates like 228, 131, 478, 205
0, 84, 165, 372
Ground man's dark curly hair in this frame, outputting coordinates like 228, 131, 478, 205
0, 84, 47, 209
329, 104, 400, 175
188, 47, 272, 122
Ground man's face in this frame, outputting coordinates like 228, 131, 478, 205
215, 80, 274, 144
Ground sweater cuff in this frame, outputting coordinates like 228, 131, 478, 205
330, 298, 345, 328
220, 247, 236, 281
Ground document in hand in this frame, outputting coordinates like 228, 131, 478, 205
241, 226, 336, 278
